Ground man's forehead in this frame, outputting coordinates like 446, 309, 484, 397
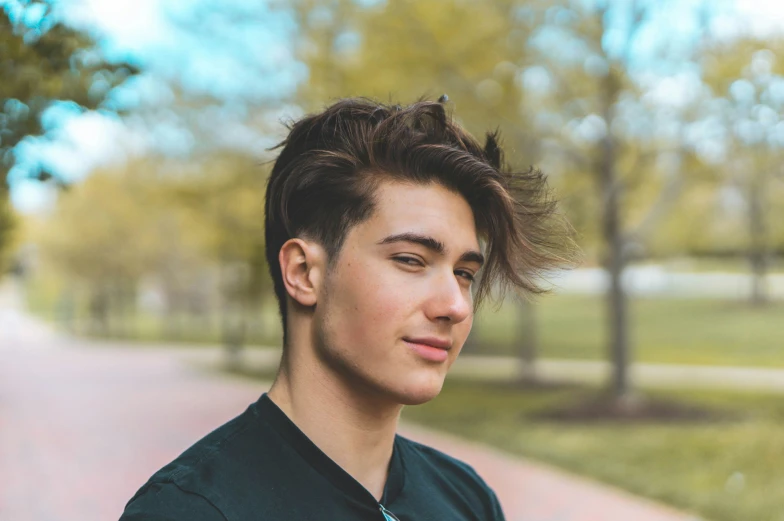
367, 182, 481, 254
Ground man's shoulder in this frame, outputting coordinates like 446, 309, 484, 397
120, 482, 226, 521
121, 400, 265, 521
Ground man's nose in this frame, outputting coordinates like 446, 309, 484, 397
426, 270, 472, 324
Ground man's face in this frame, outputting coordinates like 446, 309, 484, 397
313, 180, 482, 406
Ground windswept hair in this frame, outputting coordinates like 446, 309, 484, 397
265, 97, 574, 338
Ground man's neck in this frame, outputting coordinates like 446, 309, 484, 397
267, 352, 402, 501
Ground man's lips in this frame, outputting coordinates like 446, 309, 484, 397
404, 337, 452, 363
402, 337, 452, 350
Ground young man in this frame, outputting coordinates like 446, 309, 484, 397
120, 98, 570, 520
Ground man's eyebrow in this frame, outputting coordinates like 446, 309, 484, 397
459, 250, 485, 267
377, 232, 485, 267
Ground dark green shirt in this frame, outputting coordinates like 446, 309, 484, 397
120, 393, 505, 521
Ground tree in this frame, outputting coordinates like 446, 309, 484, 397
161, 152, 270, 362
289, 0, 539, 164
0, 195, 17, 274
0, 1, 138, 264
37, 164, 162, 335
521, 0, 710, 401
32, 150, 271, 347
700, 37, 784, 306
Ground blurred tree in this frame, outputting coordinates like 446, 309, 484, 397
520, 0, 707, 401
37, 164, 162, 335
0, 196, 17, 274
700, 37, 784, 306
33, 152, 269, 348
162, 152, 270, 362
0, 1, 138, 266
290, 0, 539, 164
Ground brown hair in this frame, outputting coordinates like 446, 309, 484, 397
265, 97, 574, 342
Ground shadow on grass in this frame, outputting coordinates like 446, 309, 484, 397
530, 390, 736, 423
430, 377, 739, 425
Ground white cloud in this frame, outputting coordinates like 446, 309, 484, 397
61, 0, 174, 54
738, 0, 784, 36
10, 180, 58, 215
32, 111, 149, 180
713, 0, 784, 39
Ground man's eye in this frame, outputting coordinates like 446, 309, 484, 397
393, 256, 423, 266
456, 270, 475, 282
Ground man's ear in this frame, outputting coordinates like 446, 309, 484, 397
279, 238, 326, 307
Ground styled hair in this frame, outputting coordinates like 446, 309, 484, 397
265, 97, 573, 342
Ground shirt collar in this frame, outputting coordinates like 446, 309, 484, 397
254, 393, 406, 507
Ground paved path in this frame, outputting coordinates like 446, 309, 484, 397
449, 356, 784, 393
0, 286, 700, 521
227, 347, 784, 393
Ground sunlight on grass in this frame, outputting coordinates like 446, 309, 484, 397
404, 381, 784, 521
474, 294, 784, 367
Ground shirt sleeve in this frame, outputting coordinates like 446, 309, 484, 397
488, 488, 506, 521
119, 482, 227, 521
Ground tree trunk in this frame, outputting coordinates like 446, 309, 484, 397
89, 287, 110, 336
220, 261, 248, 370
59, 287, 76, 334
748, 175, 768, 306
516, 296, 538, 385
599, 73, 631, 400
222, 303, 247, 371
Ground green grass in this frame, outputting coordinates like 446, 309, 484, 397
92, 312, 282, 347
403, 380, 784, 521
474, 294, 784, 367
22, 275, 284, 347
79, 311, 283, 347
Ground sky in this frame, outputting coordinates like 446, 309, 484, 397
8, 0, 305, 213
8, 0, 784, 213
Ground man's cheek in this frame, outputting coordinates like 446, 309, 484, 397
370, 284, 414, 325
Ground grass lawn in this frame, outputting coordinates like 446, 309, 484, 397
474, 294, 784, 367
403, 379, 784, 521
23, 274, 283, 347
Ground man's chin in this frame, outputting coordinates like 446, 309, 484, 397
398, 394, 439, 406
393, 379, 446, 406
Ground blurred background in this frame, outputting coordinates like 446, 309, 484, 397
2, 0, 784, 520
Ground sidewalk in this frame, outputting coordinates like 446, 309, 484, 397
449, 356, 784, 393
0, 317, 700, 521
0, 343, 700, 521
